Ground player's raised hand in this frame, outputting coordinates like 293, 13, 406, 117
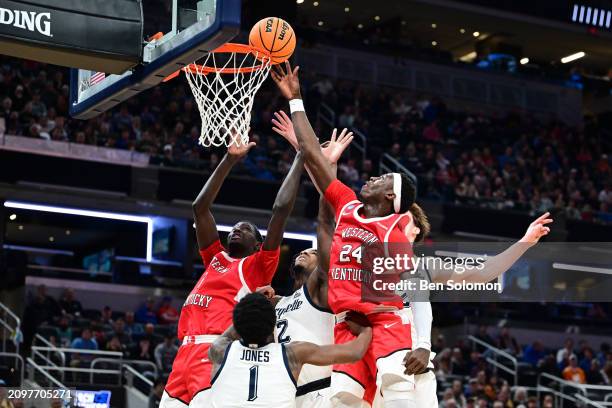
227, 133, 256, 159
321, 128, 354, 164
270, 60, 301, 100
271, 111, 299, 150
519, 212, 553, 244
403, 348, 431, 375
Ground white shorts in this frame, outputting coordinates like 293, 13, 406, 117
297, 386, 333, 408
414, 370, 438, 408
160, 391, 188, 408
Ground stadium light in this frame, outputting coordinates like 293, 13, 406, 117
296, 0, 304, 3
9, 214, 16, 220
4, 201, 153, 262
520, 57, 529, 65
459, 51, 477, 62
472, 31, 480, 37
561, 51, 585, 63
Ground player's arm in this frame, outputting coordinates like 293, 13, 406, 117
285, 316, 372, 378
271, 61, 335, 193
403, 301, 433, 375
262, 151, 305, 251
429, 213, 553, 283
193, 141, 255, 249
209, 325, 240, 368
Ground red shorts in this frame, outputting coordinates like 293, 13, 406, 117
332, 312, 412, 401
164, 342, 213, 405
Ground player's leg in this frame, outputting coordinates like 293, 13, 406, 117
414, 370, 438, 408
369, 313, 416, 408
186, 342, 215, 407
329, 322, 373, 408
161, 346, 191, 408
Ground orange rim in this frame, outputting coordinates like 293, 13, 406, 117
183, 43, 271, 75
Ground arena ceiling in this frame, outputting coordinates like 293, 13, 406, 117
298, 0, 612, 70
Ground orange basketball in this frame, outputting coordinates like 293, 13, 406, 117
249, 17, 296, 64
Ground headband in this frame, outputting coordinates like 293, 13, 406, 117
392, 173, 402, 213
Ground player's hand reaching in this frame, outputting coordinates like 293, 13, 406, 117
227, 134, 256, 160
255, 285, 276, 299
271, 61, 301, 100
519, 212, 553, 244
322, 128, 354, 164
403, 348, 431, 375
271, 111, 299, 150
345, 311, 371, 335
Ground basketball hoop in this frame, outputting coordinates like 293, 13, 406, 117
181, 43, 272, 147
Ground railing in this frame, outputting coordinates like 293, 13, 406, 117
90, 358, 158, 385
31, 336, 67, 383
538, 373, 612, 407
0, 352, 24, 385
0, 301, 21, 355
575, 394, 607, 408
467, 335, 518, 386
26, 357, 67, 388
350, 127, 367, 162
124, 364, 154, 396
317, 102, 336, 130
379, 153, 418, 185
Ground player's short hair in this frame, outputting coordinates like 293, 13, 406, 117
410, 203, 430, 243
398, 173, 417, 214
233, 293, 276, 347
239, 220, 264, 243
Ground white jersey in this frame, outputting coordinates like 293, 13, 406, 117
209, 341, 297, 408
275, 284, 335, 389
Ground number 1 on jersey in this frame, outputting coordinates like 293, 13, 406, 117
339, 244, 362, 264
248, 365, 259, 401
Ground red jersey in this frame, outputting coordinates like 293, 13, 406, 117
324, 180, 412, 315
176, 240, 280, 340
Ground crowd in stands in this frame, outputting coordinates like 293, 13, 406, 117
434, 325, 612, 407
22, 285, 179, 379
1, 56, 611, 224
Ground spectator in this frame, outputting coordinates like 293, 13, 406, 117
497, 327, 520, 355
513, 387, 528, 406
124, 311, 144, 336
58, 288, 82, 317
562, 355, 586, 384
136, 297, 159, 324
154, 335, 178, 374
523, 340, 546, 366
475, 325, 495, 349
143, 323, 162, 347
56, 316, 72, 348
586, 359, 605, 384
157, 297, 179, 325
106, 335, 127, 356
556, 338, 576, 366
106, 319, 132, 347
451, 379, 467, 407
100, 306, 114, 325
71, 328, 98, 351
132, 338, 154, 362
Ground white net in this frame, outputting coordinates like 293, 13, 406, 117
184, 48, 271, 147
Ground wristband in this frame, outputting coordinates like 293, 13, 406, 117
415, 340, 432, 351
289, 99, 305, 113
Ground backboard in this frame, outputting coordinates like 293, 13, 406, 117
69, 0, 241, 120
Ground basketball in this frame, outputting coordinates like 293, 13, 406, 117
249, 17, 296, 64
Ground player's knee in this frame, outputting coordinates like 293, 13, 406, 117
330, 391, 368, 408
379, 374, 414, 402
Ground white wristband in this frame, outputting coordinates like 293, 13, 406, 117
415, 340, 432, 351
289, 99, 305, 113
